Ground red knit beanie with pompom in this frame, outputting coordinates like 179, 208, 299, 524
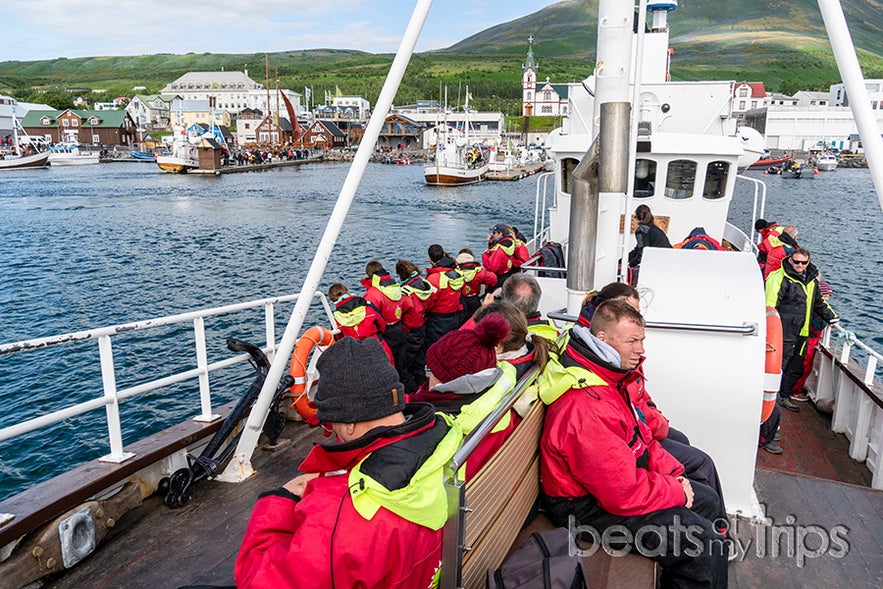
426, 313, 510, 383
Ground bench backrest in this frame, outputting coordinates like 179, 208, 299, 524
440, 366, 544, 589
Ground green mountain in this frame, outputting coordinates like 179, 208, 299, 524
445, 0, 883, 90
1, 0, 881, 109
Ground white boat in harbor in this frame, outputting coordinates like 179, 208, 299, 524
815, 152, 839, 171
48, 141, 100, 166
0, 149, 49, 170
155, 125, 198, 173
424, 87, 489, 185
1, 1, 882, 588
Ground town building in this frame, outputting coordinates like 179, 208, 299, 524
126, 95, 177, 132
732, 82, 767, 120
520, 37, 568, 117
331, 95, 370, 120
160, 70, 302, 117
829, 79, 883, 110
19, 109, 137, 146
168, 98, 233, 130
301, 120, 346, 148
0, 96, 52, 139
377, 114, 424, 149
743, 105, 883, 151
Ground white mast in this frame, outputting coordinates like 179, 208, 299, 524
817, 0, 883, 211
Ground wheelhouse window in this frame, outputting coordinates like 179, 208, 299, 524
703, 161, 730, 199
633, 158, 657, 198
664, 160, 697, 199
560, 157, 580, 195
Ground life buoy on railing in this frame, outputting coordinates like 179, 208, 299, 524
762, 306, 783, 422
289, 326, 335, 426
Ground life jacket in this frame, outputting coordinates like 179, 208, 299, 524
526, 313, 560, 341
674, 234, 724, 250
437, 269, 465, 292
458, 261, 482, 284
333, 295, 385, 340
370, 273, 403, 302
401, 274, 435, 301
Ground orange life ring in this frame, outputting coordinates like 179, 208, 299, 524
762, 307, 783, 422
289, 326, 335, 426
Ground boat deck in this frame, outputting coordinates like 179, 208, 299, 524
35, 402, 882, 588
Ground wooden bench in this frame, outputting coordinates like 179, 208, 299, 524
439, 367, 656, 589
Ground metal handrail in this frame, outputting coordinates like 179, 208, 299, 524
0, 292, 336, 460
448, 365, 541, 477
546, 311, 757, 335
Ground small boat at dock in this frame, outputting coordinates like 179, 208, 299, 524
48, 141, 100, 166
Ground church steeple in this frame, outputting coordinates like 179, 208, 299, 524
522, 35, 537, 73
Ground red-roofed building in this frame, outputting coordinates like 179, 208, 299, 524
733, 82, 767, 120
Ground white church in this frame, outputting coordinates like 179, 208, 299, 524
521, 37, 568, 117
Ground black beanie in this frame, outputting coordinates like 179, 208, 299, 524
314, 337, 404, 423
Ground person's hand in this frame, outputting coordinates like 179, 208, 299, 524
678, 476, 694, 509
284, 473, 319, 497
482, 288, 501, 306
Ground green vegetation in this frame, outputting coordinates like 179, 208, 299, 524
0, 0, 880, 107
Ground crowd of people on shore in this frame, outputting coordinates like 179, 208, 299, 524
231, 221, 735, 589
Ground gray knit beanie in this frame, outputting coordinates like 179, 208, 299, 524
314, 337, 404, 423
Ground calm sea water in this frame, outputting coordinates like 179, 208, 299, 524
0, 160, 880, 500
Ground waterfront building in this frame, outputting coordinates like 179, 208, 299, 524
829, 79, 883, 109
19, 109, 137, 146
126, 95, 177, 132
743, 105, 883, 151
732, 82, 767, 120
520, 37, 568, 116
161, 70, 302, 118
301, 120, 346, 148
0, 96, 52, 139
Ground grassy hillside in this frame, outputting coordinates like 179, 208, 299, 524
1, 0, 881, 110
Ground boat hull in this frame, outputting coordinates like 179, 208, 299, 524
156, 156, 198, 173
424, 163, 488, 186
49, 154, 100, 166
0, 151, 50, 170
748, 155, 791, 168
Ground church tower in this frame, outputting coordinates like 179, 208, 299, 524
521, 36, 537, 116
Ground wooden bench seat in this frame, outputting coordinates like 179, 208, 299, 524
441, 369, 657, 589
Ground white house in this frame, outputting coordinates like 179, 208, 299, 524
331, 95, 370, 120
0, 95, 53, 139
126, 94, 177, 131
829, 79, 883, 110
521, 37, 568, 117
161, 70, 302, 118
732, 82, 767, 120
744, 105, 883, 151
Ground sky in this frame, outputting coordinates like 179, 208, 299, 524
1, 0, 560, 63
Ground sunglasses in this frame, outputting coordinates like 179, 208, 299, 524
791, 259, 809, 266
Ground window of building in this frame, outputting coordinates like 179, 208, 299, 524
664, 160, 696, 199
703, 161, 729, 199
560, 157, 579, 195
526, 92, 532, 102
544, 90, 551, 101
738, 100, 746, 110
739, 87, 750, 97
633, 159, 657, 198
62, 119, 69, 127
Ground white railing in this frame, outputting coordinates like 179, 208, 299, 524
735, 173, 768, 246
812, 324, 883, 489
0, 292, 336, 464
532, 170, 555, 246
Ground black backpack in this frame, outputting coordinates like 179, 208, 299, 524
536, 242, 566, 279
488, 527, 589, 589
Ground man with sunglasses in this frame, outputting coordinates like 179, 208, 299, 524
765, 248, 838, 417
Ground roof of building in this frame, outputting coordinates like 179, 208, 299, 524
162, 71, 263, 93
19, 109, 131, 128
132, 94, 176, 105
795, 91, 829, 100
735, 81, 766, 98
315, 120, 346, 137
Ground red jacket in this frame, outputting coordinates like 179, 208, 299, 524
332, 294, 385, 340
360, 273, 404, 326
540, 338, 686, 517
482, 237, 516, 278
513, 239, 531, 269
236, 405, 447, 589
400, 274, 433, 330
631, 367, 670, 441
457, 261, 497, 298
424, 261, 463, 315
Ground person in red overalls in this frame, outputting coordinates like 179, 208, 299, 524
327, 282, 393, 363
395, 259, 434, 392
424, 244, 464, 349
456, 249, 497, 323
482, 223, 519, 287
361, 260, 408, 382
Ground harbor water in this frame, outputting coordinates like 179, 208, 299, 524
0, 161, 880, 500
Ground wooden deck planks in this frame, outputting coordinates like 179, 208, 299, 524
756, 401, 872, 486
44, 421, 323, 588
729, 468, 883, 589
